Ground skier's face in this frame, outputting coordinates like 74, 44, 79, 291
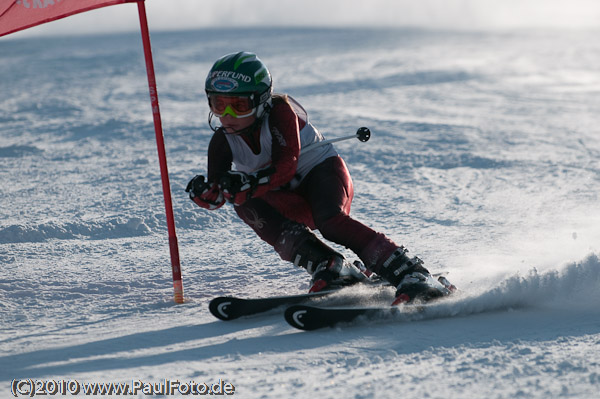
219, 113, 256, 134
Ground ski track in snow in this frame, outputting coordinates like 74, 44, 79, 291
1, 28, 600, 398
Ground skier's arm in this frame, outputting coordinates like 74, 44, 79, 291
186, 129, 232, 210
207, 129, 233, 183
264, 100, 301, 189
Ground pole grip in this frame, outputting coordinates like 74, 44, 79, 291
301, 127, 371, 155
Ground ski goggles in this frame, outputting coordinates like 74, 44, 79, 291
207, 94, 257, 118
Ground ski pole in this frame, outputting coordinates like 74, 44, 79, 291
301, 127, 371, 155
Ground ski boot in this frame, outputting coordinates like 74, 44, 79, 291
309, 256, 372, 293
377, 247, 454, 305
274, 223, 374, 292
286, 232, 369, 292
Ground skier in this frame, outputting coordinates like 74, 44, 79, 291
186, 51, 451, 304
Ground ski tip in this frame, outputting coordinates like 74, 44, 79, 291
208, 296, 240, 321
284, 305, 319, 331
285, 304, 384, 331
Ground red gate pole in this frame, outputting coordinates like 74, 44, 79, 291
137, 0, 184, 303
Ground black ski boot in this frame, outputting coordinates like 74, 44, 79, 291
377, 247, 453, 304
275, 223, 369, 292
308, 256, 374, 293
292, 234, 370, 292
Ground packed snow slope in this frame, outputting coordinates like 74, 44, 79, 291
1, 27, 600, 398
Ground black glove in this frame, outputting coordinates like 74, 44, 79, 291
186, 175, 210, 197
186, 175, 224, 210
219, 167, 275, 205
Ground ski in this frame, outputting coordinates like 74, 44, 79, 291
284, 304, 404, 331
209, 262, 389, 321
285, 275, 458, 330
208, 290, 338, 321
210, 273, 455, 323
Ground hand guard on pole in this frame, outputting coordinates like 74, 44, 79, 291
185, 175, 225, 210
219, 167, 275, 205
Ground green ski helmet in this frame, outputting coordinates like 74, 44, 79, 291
205, 52, 273, 123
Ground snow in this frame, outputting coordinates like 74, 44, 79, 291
1, 27, 600, 398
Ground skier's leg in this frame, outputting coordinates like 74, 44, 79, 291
298, 156, 449, 302
235, 198, 365, 291
234, 198, 289, 246
297, 156, 394, 263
